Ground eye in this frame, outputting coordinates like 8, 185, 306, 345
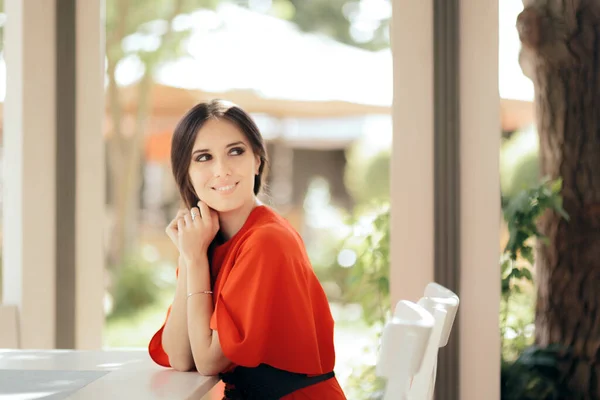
230, 147, 246, 156
195, 153, 211, 162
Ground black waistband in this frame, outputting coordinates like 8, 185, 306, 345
219, 363, 335, 400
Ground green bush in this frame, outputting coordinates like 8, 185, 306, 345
106, 249, 167, 321
339, 203, 390, 399
500, 127, 540, 201
501, 345, 573, 400
341, 202, 390, 328
345, 140, 390, 205
500, 178, 573, 399
343, 364, 386, 400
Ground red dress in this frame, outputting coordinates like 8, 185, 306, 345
149, 205, 346, 399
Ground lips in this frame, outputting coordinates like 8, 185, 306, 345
212, 182, 239, 192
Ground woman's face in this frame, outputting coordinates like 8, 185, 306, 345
188, 118, 260, 213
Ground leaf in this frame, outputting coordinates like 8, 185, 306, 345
520, 246, 535, 266
378, 276, 389, 291
501, 258, 512, 276
511, 268, 522, 280
502, 277, 511, 294
520, 268, 533, 282
549, 177, 563, 194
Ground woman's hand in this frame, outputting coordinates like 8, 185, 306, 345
178, 201, 220, 264
166, 208, 189, 251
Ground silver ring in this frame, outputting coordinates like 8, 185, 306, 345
191, 212, 198, 221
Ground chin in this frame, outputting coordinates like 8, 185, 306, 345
203, 196, 246, 213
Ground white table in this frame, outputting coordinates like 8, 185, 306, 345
0, 349, 218, 400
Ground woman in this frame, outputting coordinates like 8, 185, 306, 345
148, 99, 346, 399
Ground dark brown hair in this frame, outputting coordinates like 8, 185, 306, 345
170, 99, 268, 209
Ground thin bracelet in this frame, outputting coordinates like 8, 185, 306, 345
187, 290, 213, 299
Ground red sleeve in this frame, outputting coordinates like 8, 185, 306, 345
148, 267, 179, 368
212, 227, 335, 375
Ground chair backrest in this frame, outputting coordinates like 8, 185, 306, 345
408, 283, 460, 400
423, 282, 460, 347
0, 305, 19, 348
376, 300, 434, 400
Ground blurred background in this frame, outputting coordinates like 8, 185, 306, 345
0, 0, 543, 398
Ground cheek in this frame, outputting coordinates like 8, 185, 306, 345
188, 168, 212, 190
233, 156, 257, 176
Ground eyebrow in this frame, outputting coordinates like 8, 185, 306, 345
192, 141, 246, 155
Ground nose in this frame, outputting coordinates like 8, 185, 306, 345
213, 156, 232, 177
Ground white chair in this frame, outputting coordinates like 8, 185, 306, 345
0, 304, 19, 348
423, 283, 460, 348
408, 283, 460, 400
376, 300, 435, 400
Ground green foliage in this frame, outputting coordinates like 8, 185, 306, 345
500, 177, 568, 357
345, 145, 390, 206
290, 0, 390, 50
500, 127, 540, 201
235, 0, 391, 51
107, 251, 168, 321
501, 345, 574, 400
342, 203, 391, 327
503, 152, 539, 200
502, 177, 569, 265
106, 0, 218, 64
343, 364, 386, 400
500, 178, 573, 399
340, 203, 390, 399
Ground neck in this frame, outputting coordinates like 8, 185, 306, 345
218, 197, 260, 241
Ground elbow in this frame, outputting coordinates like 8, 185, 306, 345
171, 359, 195, 372
195, 366, 220, 376
194, 359, 222, 376
166, 351, 195, 372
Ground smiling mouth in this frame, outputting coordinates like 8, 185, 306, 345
212, 182, 239, 192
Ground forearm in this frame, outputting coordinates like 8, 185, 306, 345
162, 258, 194, 371
186, 255, 227, 375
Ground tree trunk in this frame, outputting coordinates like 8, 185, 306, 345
518, 1, 600, 397
104, 0, 185, 268
106, 69, 152, 268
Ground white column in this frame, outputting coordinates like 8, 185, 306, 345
2, 0, 105, 350
2, 0, 57, 348
75, 0, 105, 350
390, 0, 435, 306
390, 1, 501, 398
459, 0, 501, 398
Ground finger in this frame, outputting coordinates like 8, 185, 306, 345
197, 201, 210, 223
168, 209, 186, 230
183, 212, 192, 227
168, 217, 179, 231
171, 209, 187, 224
176, 209, 188, 219
177, 218, 184, 233
166, 225, 177, 240
210, 208, 219, 228
190, 207, 200, 223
